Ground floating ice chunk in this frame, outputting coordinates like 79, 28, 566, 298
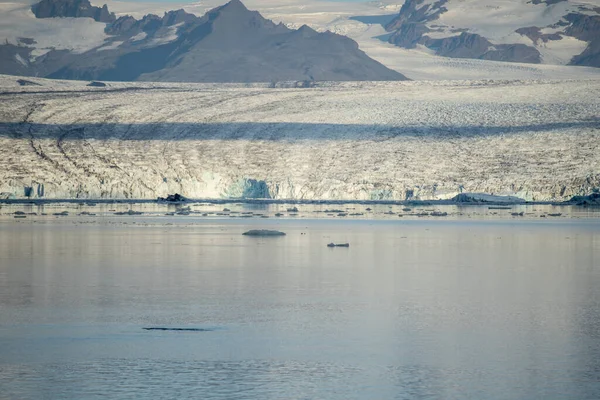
242, 230, 286, 236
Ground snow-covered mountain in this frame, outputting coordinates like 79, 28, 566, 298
0, 0, 406, 82
385, 0, 600, 67
0, 75, 598, 201
3, 0, 600, 81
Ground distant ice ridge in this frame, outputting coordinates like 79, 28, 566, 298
0, 76, 598, 201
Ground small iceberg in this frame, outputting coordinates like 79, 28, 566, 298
452, 193, 525, 203
157, 193, 188, 202
430, 211, 448, 217
242, 230, 286, 236
114, 210, 143, 215
143, 327, 215, 332
569, 193, 600, 206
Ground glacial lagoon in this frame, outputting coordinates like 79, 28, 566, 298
1, 203, 599, 399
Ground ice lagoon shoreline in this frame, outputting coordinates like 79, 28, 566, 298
2, 199, 599, 224
0, 197, 593, 207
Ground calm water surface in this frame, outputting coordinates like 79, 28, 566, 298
0, 208, 599, 399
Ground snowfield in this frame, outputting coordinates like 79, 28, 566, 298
0, 75, 598, 201
0, 1, 108, 58
327, 20, 600, 81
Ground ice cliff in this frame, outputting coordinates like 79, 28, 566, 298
0, 76, 598, 201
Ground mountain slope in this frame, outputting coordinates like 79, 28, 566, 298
385, 0, 600, 67
138, 1, 402, 83
0, 0, 406, 82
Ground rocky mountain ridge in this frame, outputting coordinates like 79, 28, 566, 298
384, 0, 600, 67
32, 0, 115, 23
0, 0, 406, 82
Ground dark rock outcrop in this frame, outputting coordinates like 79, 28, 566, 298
104, 15, 139, 36
452, 193, 525, 203
391, 29, 541, 64
388, 23, 431, 48
565, 13, 600, 67
17, 79, 41, 86
479, 42, 541, 64
87, 81, 106, 87
105, 10, 198, 38
529, 0, 567, 5
162, 9, 199, 26
0, 44, 35, 77
428, 32, 492, 59
158, 193, 188, 202
143, 327, 215, 332
32, 0, 116, 23
569, 193, 600, 206
386, 0, 448, 32
516, 27, 562, 44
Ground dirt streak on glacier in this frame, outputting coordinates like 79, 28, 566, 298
0, 76, 598, 201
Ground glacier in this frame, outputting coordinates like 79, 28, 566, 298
0, 75, 598, 201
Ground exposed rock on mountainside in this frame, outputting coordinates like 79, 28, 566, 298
391, 30, 542, 64
86, 81, 106, 87
104, 9, 199, 37
565, 13, 600, 67
32, 0, 115, 23
17, 79, 41, 86
385, 0, 600, 67
386, 0, 449, 32
0, 0, 406, 82
54, 0, 406, 82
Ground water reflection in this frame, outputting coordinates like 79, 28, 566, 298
0, 217, 599, 399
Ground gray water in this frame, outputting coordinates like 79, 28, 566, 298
1, 211, 599, 399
